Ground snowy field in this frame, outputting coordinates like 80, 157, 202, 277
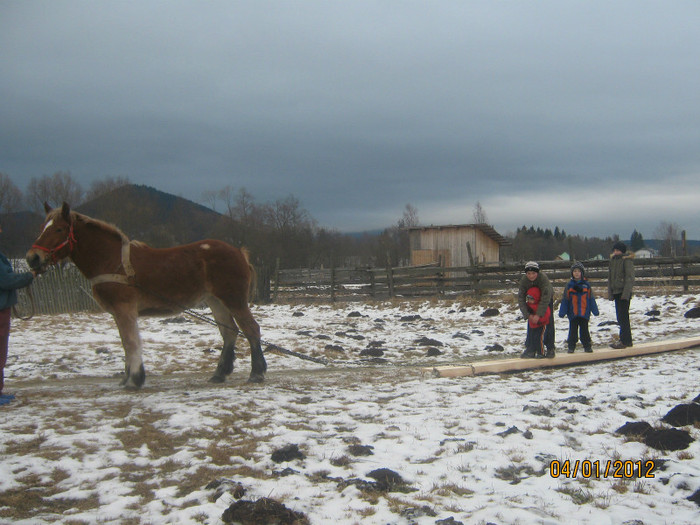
1, 292, 699, 524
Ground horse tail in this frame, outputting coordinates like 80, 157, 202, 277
241, 247, 257, 304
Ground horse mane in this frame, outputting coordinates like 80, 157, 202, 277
69, 211, 139, 246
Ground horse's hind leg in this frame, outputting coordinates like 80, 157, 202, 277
206, 296, 239, 383
112, 306, 145, 389
230, 305, 267, 383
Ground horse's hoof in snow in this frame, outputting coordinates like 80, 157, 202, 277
247, 373, 265, 384
209, 375, 225, 384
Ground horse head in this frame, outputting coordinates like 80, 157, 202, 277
26, 202, 76, 273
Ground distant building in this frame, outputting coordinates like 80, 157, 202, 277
556, 252, 571, 261
408, 224, 511, 266
634, 248, 657, 259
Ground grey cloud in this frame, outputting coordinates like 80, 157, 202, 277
1, 1, 699, 237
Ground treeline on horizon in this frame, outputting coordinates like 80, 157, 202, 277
0, 171, 695, 269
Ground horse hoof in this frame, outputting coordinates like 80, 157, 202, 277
247, 373, 265, 384
209, 375, 225, 384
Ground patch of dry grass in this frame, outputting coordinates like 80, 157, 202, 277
0, 472, 101, 521
430, 482, 475, 497
115, 417, 189, 456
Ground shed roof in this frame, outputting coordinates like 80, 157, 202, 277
407, 223, 512, 246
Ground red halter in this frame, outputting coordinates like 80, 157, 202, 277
31, 222, 77, 264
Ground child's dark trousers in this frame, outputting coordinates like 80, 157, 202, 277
567, 317, 592, 351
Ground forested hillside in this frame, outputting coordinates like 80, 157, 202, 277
77, 185, 227, 247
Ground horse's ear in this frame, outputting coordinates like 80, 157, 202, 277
44, 202, 52, 214
61, 202, 71, 222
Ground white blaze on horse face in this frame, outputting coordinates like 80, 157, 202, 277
42, 219, 54, 233
200, 243, 211, 250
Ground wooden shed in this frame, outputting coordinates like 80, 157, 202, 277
408, 224, 510, 267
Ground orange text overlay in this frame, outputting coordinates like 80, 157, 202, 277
549, 459, 656, 479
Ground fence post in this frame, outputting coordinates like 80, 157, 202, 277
387, 267, 395, 298
436, 255, 445, 295
682, 230, 688, 292
255, 264, 272, 303
385, 251, 395, 298
368, 268, 376, 298
330, 264, 336, 302
273, 258, 280, 302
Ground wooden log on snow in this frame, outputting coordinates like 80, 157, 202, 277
423, 336, 700, 378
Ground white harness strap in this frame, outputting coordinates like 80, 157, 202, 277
89, 237, 137, 286
90, 273, 131, 286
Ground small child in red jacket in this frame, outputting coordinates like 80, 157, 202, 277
522, 286, 551, 358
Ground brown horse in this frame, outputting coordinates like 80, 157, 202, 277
25, 202, 267, 389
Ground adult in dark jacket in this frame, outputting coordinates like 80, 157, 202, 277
0, 224, 35, 400
518, 261, 555, 358
608, 241, 634, 349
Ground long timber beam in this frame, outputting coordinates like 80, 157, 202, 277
424, 336, 700, 378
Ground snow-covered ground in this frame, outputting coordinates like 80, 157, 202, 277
1, 293, 699, 524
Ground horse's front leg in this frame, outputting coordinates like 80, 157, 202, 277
112, 308, 145, 389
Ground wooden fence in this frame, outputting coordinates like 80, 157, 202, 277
9, 256, 700, 316
272, 256, 700, 303
12, 262, 100, 316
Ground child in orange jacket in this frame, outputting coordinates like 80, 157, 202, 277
559, 262, 599, 353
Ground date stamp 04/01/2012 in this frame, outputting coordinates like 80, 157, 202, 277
549, 459, 657, 479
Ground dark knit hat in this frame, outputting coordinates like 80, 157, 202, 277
613, 241, 627, 253
571, 261, 585, 278
524, 261, 540, 272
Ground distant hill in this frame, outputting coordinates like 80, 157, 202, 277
76, 184, 228, 247
1, 185, 230, 257
345, 229, 384, 239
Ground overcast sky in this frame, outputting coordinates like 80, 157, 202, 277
2, 1, 699, 239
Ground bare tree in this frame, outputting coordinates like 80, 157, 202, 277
232, 188, 258, 225
473, 201, 489, 224
0, 173, 23, 214
85, 176, 130, 201
398, 203, 419, 228
654, 221, 682, 257
26, 171, 84, 211
265, 194, 314, 232
208, 186, 257, 223
378, 204, 420, 267
202, 189, 220, 212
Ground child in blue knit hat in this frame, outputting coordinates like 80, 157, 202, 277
559, 262, 599, 353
